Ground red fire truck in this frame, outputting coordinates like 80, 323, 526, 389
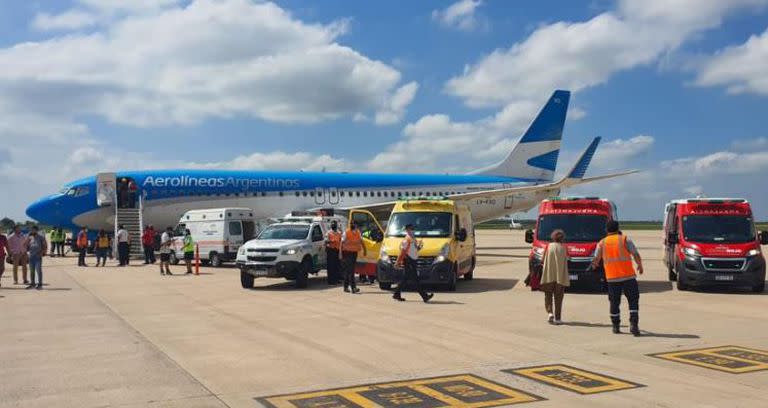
525, 197, 617, 290
663, 198, 766, 292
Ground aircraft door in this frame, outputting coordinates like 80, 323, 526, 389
349, 209, 384, 277
314, 187, 325, 205
96, 172, 116, 207
503, 183, 514, 210
328, 187, 340, 205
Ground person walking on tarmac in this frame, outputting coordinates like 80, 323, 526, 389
95, 230, 110, 267
182, 229, 195, 274
339, 222, 365, 293
591, 221, 644, 336
77, 226, 89, 267
325, 221, 342, 285
393, 224, 434, 303
50, 228, 64, 257
116, 224, 130, 266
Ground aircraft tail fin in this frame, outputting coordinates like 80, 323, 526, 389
472, 90, 570, 182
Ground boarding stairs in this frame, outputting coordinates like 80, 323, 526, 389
114, 195, 145, 259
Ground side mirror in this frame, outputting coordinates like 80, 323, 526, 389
524, 229, 534, 244
668, 233, 679, 245
760, 231, 768, 246
456, 228, 468, 242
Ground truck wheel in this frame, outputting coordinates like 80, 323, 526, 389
675, 263, 689, 291
753, 282, 765, 293
240, 270, 254, 289
464, 257, 475, 280
379, 282, 392, 290
169, 251, 180, 265
209, 252, 222, 268
296, 259, 310, 288
447, 264, 457, 292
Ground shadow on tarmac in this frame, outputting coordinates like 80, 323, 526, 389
639, 280, 674, 293
640, 331, 700, 339
476, 253, 530, 259
454, 278, 519, 293
683, 286, 767, 296
477, 246, 531, 251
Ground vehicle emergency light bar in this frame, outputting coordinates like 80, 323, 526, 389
685, 198, 747, 204
547, 196, 604, 201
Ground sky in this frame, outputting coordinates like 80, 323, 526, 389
1, 0, 768, 221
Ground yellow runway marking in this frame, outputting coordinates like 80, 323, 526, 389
257, 374, 543, 407
505, 364, 643, 395
649, 345, 768, 374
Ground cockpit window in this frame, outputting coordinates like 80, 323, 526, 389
65, 186, 90, 197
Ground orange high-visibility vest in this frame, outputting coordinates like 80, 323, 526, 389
342, 229, 363, 253
601, 233, 636, 282
327, 230, 341, 250
77, 232, 88, 248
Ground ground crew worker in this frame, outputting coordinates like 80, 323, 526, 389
393, 224, 433, 303
77, 226, 89, 267
50, 228, 65, 257
340, 222, 365, 293
325, 221, 342, 285
183, 229, 195, 274
95, 230, 110, 267
591, 221, 644, 336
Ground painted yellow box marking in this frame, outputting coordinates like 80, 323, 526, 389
649, 345, 768, 374
504, 364, 643, 395
257, 374, 543, 408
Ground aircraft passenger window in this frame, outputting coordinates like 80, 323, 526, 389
377, 192, 382, 197
340, 191, 345, 197
279, 191, 284, 197
363, 192, 368, 197
295, 191, 300, 197
331, 191, 336, 197
397, 192, 402, 197
356, 191, 360, 197
261, 192, 266, 197
310, 191, 315, 197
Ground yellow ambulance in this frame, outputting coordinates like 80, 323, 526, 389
376, 198, 476, 291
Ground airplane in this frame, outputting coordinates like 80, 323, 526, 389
26, 90, 635, 233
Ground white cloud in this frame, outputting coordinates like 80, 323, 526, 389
191, 152, 347, 172
694, 28, 768, 95
32, 10, 98, 31
76, 0, 183, 14
432, 0, 485, 32
445, 0, 768, 108
1, 0, 415, 127
591, 135, 655, 170
732, 137, 768, 151
374, 82, 419, 125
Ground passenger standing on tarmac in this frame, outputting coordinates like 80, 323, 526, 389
339, 221, 365, 293
25, 226, 47, 290
9, 225, 29, 285
0, 231, 9, 288
325, 221, 341, 285
541, 230, 570, 325
159, 227, 173, 275
591, 221, 644, 336
77, 226, 89, 267
142, 225, 155, 264
183, 229, 195, 274
116, 224, 130, 266
95, 230, 110, 267
393, 224, 433, 303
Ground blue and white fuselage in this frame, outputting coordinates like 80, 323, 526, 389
26, 90, 635, 231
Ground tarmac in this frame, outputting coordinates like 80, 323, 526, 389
1, 230, 766, 408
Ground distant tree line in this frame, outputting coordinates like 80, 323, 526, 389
1, 217, 52, 232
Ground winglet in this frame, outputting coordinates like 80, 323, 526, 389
566, 137, 601, 179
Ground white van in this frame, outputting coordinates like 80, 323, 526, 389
169, 208, 259, 267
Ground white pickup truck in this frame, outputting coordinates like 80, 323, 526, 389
236, 216, 346, 288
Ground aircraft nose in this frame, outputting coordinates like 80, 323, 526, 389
26, 196, 56, 225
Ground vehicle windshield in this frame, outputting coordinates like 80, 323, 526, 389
387, 212, 452, 238
258, 225, 309, 240
682, 215, 755, 243
536, 214, 607, 243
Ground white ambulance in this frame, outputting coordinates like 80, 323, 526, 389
169, 208, 260, 267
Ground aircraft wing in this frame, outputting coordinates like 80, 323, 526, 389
314, 137, 637, 219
